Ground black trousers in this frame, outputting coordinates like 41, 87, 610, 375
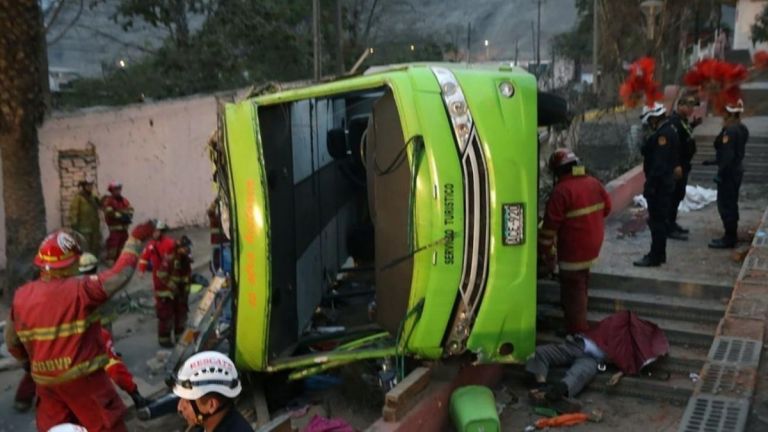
669, 166, 690, 226
716, 171, 743, 239
645, 180, 673, 260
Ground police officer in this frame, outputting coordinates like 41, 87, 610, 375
635, 102, 681, 267
667, 92, 702, 240
704, 99, 748, 249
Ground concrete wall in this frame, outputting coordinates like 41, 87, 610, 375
37, 94, 219, 242
733, 0, 768, 51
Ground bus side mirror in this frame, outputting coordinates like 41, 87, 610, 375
538, 92, 571, 127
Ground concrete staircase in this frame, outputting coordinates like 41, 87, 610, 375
689, 49, 768, 185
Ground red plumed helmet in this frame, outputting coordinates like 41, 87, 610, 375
620, 57, 662, 108
34, 230, 82, 270
548, 148, 580, 172
683, 59, 747, 114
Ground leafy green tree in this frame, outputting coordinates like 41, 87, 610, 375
752, 3, 768, 44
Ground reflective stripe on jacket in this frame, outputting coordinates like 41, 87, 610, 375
538, 173, 611, 270
11, 276, 110, 385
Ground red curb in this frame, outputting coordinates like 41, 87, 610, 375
605, 164, 645, 218
367, 364, 503, 432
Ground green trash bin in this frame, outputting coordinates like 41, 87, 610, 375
449, 385, 500, 432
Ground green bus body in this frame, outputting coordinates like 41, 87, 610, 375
222, 64, 538, 375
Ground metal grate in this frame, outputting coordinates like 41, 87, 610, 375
745, 254, 768, 272
708, 337, 762, 367
678, 395, 749, 432
696, 363, 754, 398
755, 231, 767, 247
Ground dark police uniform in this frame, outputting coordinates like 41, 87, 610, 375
640, 119, 680, 264
713, 122, 747, 246
668, 111, 697, 230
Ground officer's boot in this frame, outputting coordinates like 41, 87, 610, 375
130, 390, 149, 409
709, 221, 737, 249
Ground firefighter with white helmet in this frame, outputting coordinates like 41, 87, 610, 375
138, 220, 178, 346
703, 98, 749, 248
634, 102, 681, 267
173, 351, 254, 431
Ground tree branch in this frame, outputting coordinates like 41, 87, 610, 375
47, 0, 84, 46
44, 0, 67, 32
73, 22, 157, 54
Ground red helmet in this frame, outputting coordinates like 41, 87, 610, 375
34, 230, 82, 270
107, 181, 122, 191
547, 148, 580, 172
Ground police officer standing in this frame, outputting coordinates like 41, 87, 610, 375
635, 102, 681, 267
667, 93, 702, 240
704, 99, 748, 249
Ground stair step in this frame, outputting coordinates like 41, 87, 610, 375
538, 281, 726, 324
538, 306, 717, 349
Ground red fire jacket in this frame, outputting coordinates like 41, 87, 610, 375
8, 252, 140, 385
101, 195, 133, 231
155, 251, 192, 299
138, 236, 176, 274
538, 172, 611, 271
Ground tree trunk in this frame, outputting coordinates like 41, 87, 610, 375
0, 0, 49, 303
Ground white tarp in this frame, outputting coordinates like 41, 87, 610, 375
633, 185, 718, 212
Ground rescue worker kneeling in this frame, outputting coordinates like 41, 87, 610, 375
3, 221, 156, 432
173, 351, 254, 432
538, 149, 611, 334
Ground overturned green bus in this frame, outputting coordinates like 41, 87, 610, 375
214, 63, 560, 380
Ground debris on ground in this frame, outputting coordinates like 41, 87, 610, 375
303, 415, 355, 432
534, 412, 589, 428
146, 350, 172, 373
632, 185, 717, 212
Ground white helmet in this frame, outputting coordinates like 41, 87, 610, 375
155, 220, 168, 231
725, 99, 744, 113
640, 102, 667, 124
173, 351, 241, 400
48, 424, 87, 432
78, 252, 98, 273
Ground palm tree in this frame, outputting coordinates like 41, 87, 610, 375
0, 0, 49, 302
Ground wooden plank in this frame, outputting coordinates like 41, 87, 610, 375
382, 367, 432, 422
252, 384, 271, 427
385, 367, 431, 407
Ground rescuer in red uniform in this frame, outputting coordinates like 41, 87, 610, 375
3, 221, 155, 432
101, 181, 134, 265
538, 149, 611, 334
138, 221, 176, 345
154, 236, 193, 347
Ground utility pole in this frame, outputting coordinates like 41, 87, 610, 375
313, 0, 321, 81
530, 21, 536, 75
514, 39, 519, 66
536, 0, 542, 69
335, 0, 344, 75
466, 22, 472, 64
592, 0, 599, 92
